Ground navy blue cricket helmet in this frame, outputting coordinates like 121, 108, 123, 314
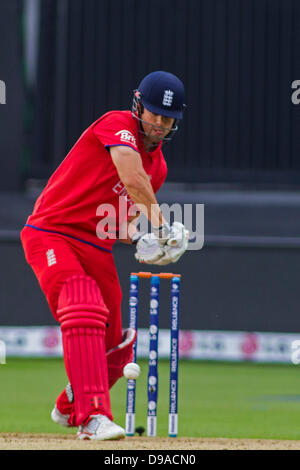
134, 71, 185, 119
132, 71, 186, 143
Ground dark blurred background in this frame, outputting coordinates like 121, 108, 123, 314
1, 0, 300, 332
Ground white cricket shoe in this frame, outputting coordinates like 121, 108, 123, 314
51, 405, 71, 427
77, 414, 126, 441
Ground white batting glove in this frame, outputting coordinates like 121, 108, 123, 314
152, 222, 189, 247
134, 233, 165, 264
152, 223, 171, 246
154, 222, 190, 265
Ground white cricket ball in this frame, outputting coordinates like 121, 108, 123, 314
123, 362, 141, 380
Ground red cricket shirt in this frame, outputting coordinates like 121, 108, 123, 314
25, 111, 168, 252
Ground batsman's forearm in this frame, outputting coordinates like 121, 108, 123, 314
119, 214, 140, 244
124, 182, 166, 228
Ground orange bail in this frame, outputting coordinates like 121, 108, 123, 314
131, 271, 181, 279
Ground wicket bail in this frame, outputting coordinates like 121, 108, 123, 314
125, 271, 181, 438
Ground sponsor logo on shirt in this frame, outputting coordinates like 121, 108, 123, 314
115, 129, 137, 147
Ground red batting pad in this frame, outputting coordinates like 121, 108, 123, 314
57, 275, 112, 425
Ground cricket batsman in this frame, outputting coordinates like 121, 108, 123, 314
21, 71, 189, 440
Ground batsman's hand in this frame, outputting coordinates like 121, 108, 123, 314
134, 222, 189, 265
168, 222, 190, 248
134, 233, 165, 264
154, 222, 190, 265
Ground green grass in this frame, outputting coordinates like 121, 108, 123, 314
1, 358, 300, 439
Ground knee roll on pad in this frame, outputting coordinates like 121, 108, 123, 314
57, 274, 109, 328
57, 274, 112, 425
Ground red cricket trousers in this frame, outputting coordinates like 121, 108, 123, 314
21, 226, 123, 424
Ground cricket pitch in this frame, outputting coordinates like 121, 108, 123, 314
0, 433, 300, 450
